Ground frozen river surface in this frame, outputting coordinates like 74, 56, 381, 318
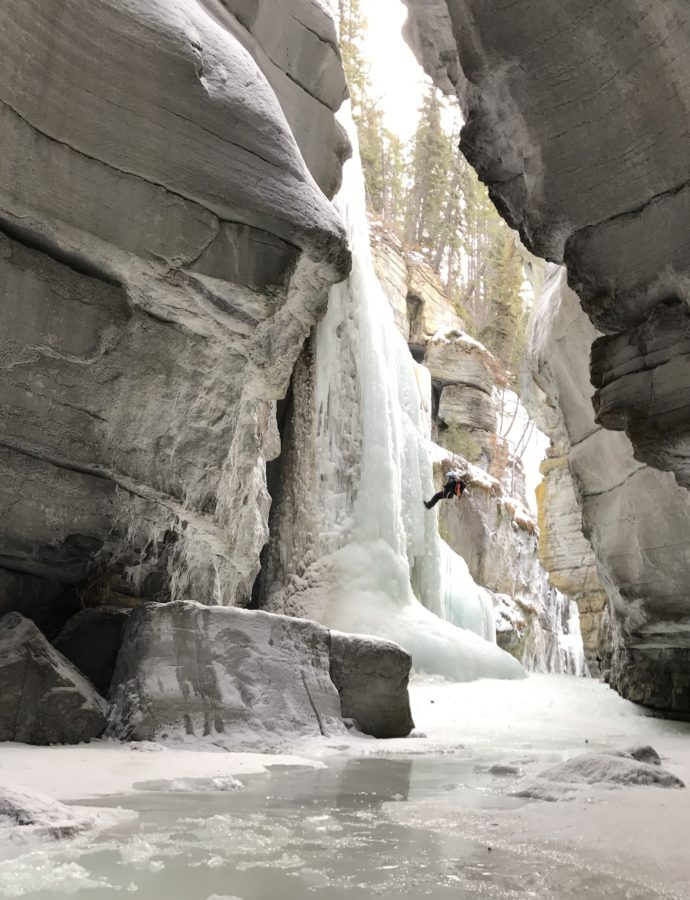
1, 675, 689, 899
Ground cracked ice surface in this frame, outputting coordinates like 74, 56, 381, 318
1, 675, 689, 898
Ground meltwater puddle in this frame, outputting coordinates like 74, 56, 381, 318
0, 754, 675, 900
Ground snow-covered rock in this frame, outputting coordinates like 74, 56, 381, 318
0, 613, 107, 745
53, 607, 131, 696
108, 602, 345, 744
514, 749, 685, 801
370, 221, 465, 346
0, 785, 131, 839
329, 632, 414, 739
0, 0, 350, 627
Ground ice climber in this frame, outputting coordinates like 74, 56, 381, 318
424, 470, 467, 509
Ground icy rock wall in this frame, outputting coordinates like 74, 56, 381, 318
402, 0, 690, 709
0, 0, 350, 625
434, 448, 586, 676
526, 266, 690, 710
372, 222, 584, 675
260, 114, 524, 683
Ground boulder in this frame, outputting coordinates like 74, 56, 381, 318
53, 607, 131, 696
329, 632, 414, 739
623, 745, 663, 766
0, 612, 108, 744
514, 750, 685, 801
108, 602, 346, 743
0, 785, 131, 839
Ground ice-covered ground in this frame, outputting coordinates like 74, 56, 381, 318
1, 675, 689, 898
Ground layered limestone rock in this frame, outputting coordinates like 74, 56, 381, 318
536, 451, 610, 676
371, 223, 501, 468
108, 602, 414, 742
371, 223, 583, 674
434, 450, 585, 675
0, 0, 350, 623
425, 334, 499, 468
526, 266, 690, 711
371, 222, 465, 348
403, 0, 690, 711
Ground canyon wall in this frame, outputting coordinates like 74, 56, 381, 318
0, 0, 350, 633
403, 0, 690, 713
527, 266, 690, 710
372, 226, 585, 675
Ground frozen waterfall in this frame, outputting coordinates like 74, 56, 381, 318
267, 110, 524, 682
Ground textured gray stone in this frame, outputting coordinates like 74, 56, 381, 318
526, 266, 690, 707
371, 222, 466, 346
53, 607, 131, 696
0, 612, 108, 744
514, 751, 685, 801
0, 0, 350, 614
403, 2, 690, 704
329, 632, 414, 739
108, 602, 346, 743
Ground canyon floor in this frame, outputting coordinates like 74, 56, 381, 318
1, 675, 689, 899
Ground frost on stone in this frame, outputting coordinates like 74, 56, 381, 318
513, 749, 685, 801
0, 785, 133, 840
0, 612, 108, 745
108, 602, 345, 743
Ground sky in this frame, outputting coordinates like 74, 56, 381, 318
360, 0, 432, 141
360, 0, 460, 142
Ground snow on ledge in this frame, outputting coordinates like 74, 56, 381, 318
0, 742, 325, 802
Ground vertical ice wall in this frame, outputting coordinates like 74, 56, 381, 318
266, 111, 524, 682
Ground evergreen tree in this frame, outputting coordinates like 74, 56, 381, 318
337, 0, 406, 231
404, 87, 454, 259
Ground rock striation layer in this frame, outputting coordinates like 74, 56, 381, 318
0, 0, 350, 625
108, 602, 414, 742
403, 0, 690, 711
526, 266, 690, 710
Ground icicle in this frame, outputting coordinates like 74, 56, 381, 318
285, 106, 525, 682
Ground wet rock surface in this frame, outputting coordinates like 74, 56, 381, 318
0, 612, 108, 745
329, 632, 415, 739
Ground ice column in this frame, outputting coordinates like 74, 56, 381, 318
282, 110, 524, 682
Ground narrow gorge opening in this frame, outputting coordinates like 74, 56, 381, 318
1, 1, 690, 897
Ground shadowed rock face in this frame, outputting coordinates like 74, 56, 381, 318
526, 266, 690, 712
402, 0, 690, 476
0, 0, 350, 615
403, 0, 690, 711
0, 612, 108, 744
